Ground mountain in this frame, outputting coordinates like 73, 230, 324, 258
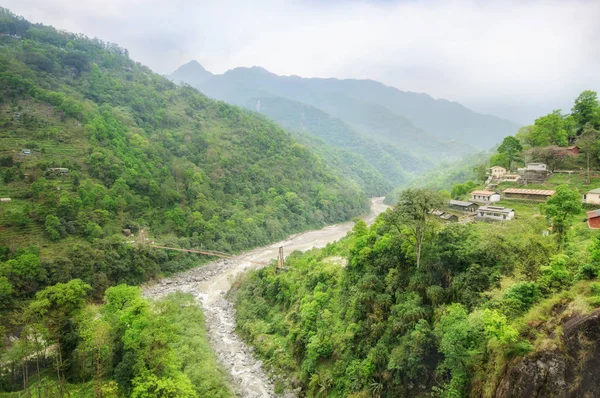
0, 7, 370, 298
200, 67, 519, 149
248, 95, 430, 187
169, 62, 518, 188
189, 65, 519, 151
168, 60, 213, 86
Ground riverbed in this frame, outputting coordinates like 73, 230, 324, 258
142, 197, 389, 397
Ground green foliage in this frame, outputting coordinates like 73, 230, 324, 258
233, 209, 559, 397
540, 184, 582, 243
530, 110, 571, 147
450, 181, 476, 199
501, 282, 542, 315
385, 188, 444, 268
572, 90, 600, 132
538, 254, 572, 294
497, 136, 523, 169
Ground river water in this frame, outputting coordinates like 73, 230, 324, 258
142, 197, 389, 397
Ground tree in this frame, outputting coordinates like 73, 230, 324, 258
576, 125, 599, 185
25, 280, 91, 394
45, 214, 63, 241
527, 146, 568, 172
497, 136, 523, 170
386, 189, 444, 268
530, 110, 570, 147
541, 184, 582, 246
572, 90, 600, 133
515, 125, 535, 147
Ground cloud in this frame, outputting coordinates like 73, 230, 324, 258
3, 0, 600, 123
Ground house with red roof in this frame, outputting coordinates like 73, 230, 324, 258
587, 209, 600, 229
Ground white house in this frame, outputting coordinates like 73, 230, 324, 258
470, 190, 501, 203
584, 188, 600, 205
526, 163, 547, 171
489, 166, 507, 179
502, 174, 521, 182
0, 198, 11, 203
477, 205, 515, 221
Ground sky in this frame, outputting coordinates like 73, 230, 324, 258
4, 0, 600, 124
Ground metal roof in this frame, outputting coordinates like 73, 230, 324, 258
587, 188, 600, 194
587, 209, 600, 219
471, 190, 496, 196
440, 213, 457, 220
503, 188, 555, 196
479, 205, 513, 213
449, 200, 476, 207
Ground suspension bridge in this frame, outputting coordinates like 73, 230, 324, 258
137, 229, 285, 269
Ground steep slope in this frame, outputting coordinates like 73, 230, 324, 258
248, 96, 430, 185
168, 59, 213, 86
0, 8, 369, 288
195, 65, 518, 150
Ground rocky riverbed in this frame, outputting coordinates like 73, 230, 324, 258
142, 197, 388, 397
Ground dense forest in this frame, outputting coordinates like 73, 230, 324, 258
171, 61, 512, 191
0, 8, 370, 395
3, 4, 600, 398
232, 91, 600, 397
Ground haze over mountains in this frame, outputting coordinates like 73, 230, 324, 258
170, 60, 520, 188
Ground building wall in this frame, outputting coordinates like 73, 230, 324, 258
527, 164, 547, 171
478, 211, 514, 221
504, 193, 551, 201
491, 167, 506, 178
471, 194, 501, 203
585, 193, 600, 205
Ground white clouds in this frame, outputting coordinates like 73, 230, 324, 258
3, 0, 600, 122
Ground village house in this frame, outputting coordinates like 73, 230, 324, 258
489, 166, 507, 179
440, 213, 459, 222
587, 210, 600, 229
430, 209, 459, 222
449, 200, 479, 213
565, 146, 580, 155
502, 174, 521, 182
0, 198, 12, 203
470, 190, 501, 204
525, 163, 547, 171
503, 188, 555, 201
583, 188, 600, 205
477, 205, 515, 221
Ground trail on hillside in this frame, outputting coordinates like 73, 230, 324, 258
143, 197, 388, 397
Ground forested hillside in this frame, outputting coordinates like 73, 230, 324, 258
168, 62, 497, 189
0, 8, 369, 395
171, 62, 517, 162
233, 91, 600, 397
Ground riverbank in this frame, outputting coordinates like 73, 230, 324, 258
142, 197, 389, 397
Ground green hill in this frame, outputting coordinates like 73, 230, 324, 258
172, 63, 518, 164
232, 91, 600, 397
0, 7, 369, 290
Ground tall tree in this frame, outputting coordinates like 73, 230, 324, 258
576, 125, 600, 184
497, 136, 523, 170
531, 110, 569, 147
572, 90, 600, 133
541, 184, 582, 246
386, 188, 444, 269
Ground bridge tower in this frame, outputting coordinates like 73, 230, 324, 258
277, 246, 284, 270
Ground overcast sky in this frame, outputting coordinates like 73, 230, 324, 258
4, 0, 600, 123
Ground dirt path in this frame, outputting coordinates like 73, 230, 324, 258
142, 197, 389, 397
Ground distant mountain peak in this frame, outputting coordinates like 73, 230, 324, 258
168, 60, 213, 85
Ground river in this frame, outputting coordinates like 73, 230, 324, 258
142, 197, 389, 397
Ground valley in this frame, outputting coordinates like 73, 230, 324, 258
142, 198, 388, 397
1, 4, 600, 398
